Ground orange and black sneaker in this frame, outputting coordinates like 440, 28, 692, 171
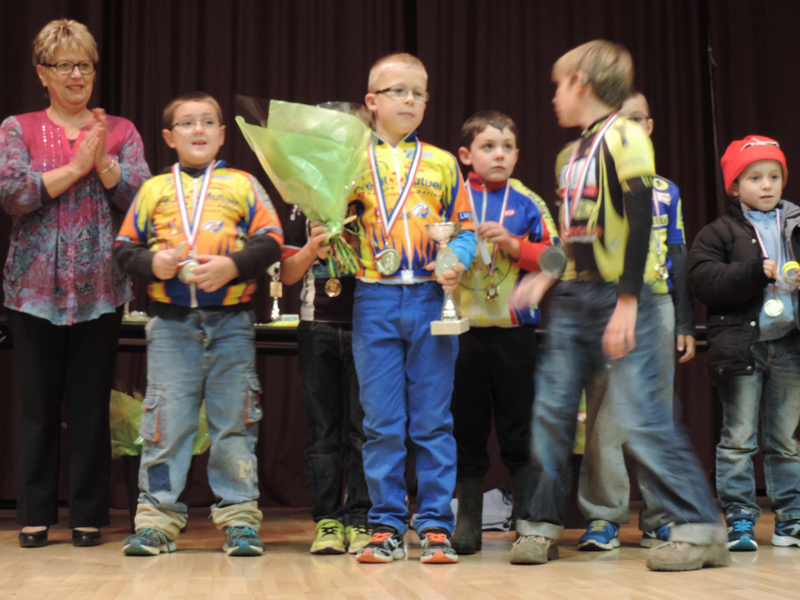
419, 527, 459, 564
355, 526, 405, 563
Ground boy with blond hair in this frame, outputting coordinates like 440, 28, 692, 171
688, 136, 800, 552
449, 111, 558, 554
347, 53, 477, 564
511, 41, 727, 572
114, 91, 283, 556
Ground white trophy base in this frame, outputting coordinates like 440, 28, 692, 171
430, 317, 469, 336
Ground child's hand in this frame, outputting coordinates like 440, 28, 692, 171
602, 295, 638, 359
477, 222, 520, 259
191, 255, 239, 292
152, 250, 180, 280
307, 221, 331, 259
677, 334, 696, 363
425, 261, 466, 291
510, 271, 558, 309
763, 259, 777, 279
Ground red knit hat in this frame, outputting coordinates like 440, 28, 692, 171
721, 135, 788, 196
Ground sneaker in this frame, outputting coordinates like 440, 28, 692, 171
223, 526, 265, 556
122, 528, 176, 556
419, 527, 458, 564
355, 526, 405, 563
509, 535, 559, 565
310, 519, 346, 555
646, 541, 730, 571
578, 520, 620, 551
641, 522, 674, 548
772, 519, 800, 547
345, 524, 372, 554
727, 517, 758, 551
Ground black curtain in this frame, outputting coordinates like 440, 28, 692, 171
2, 0, 799, 506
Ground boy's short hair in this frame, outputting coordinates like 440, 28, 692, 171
552, 40, 633, 109
368, 53, 427, 90
461, 111, 518, 148
162, 91, 224, 130
33, 19, 99, 67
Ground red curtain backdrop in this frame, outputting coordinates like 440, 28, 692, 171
2, 0, 799, 506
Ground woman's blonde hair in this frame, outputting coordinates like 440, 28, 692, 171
32, 19, 99, 67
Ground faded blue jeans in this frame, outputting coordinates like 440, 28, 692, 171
296, 320, 370, 526
716, 329, 800, 523
577, 293, 677, 531
135, 309, 263, 535
517, 281, 724, 545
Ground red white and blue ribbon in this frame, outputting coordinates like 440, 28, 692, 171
561, 113, 619, 238
369, 140, 422, 238
172, 160, 216, 252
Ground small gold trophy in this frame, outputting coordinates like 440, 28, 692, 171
426, 222, 469, 336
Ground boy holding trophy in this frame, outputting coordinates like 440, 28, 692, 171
114, 91, 283, 556
347, 53, 476, 564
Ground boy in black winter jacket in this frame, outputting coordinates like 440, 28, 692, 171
688, 135, 800, 553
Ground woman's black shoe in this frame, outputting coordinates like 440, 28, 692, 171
72, 528, 102, 547
18, 527, 49, 548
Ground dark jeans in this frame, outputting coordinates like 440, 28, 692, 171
451, 326, 536, 477
8, 307, 122, 528
297, 320, 369, 525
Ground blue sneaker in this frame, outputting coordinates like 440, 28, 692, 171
772, 519, 800, 548
727, 517, 757, 551
578, 520, 620, 551
122, 528, 176, 556
224, 526, 265, 556
641, 522, 674, 548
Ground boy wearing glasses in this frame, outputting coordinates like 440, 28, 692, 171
114, 91, 284, 556
688, 136, 800, 552
576, 91, 697, 551
347, 53, 476, 564
511, 41, 727, 571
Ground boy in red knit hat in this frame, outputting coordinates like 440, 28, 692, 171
688, 135, 800, 552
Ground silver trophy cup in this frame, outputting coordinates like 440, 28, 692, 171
426, 222, 469, 335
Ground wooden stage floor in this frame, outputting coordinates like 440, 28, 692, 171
1, 503, 799, 600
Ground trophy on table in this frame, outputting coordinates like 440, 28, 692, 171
427, 222, 469, 336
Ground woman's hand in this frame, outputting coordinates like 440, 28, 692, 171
72, 122, 101, 178
91, 108, 114, 172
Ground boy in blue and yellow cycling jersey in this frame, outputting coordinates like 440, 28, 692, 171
449, 111, 558, 555
348, 53, 476, 565
114, 91, 283, 557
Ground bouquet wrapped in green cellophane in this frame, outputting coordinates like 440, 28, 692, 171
235, 97, 371, 277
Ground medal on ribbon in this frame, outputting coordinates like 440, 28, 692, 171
561, 114, 619, 241
368, 139, 422, 277
467, 180, 510, 302
172, 161, 216, 294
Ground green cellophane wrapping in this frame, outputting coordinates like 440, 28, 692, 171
110, 390, 210, 457
235, 100, 371, 274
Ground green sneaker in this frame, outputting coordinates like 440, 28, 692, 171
223, 526, 265, 556
345, 524, 372, 554
310, 519, 346, 555
122, 528, 176, 556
